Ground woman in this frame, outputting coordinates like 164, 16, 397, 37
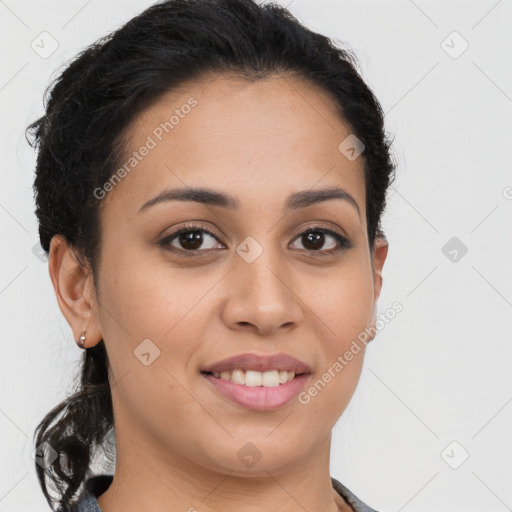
26, 0, 395, 510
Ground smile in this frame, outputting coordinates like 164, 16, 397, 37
201, 371, 311, 411
204, 369, 299, 387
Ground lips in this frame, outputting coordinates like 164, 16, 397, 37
201, 352, 312, 374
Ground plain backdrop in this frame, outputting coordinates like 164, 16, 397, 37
1, 0, 511, 511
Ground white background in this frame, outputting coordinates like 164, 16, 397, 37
1, 0, 511, 511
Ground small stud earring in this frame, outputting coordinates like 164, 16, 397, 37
77, 330, 87, 349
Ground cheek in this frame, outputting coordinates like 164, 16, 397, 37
307, 257, 374, 341
98, 244, 206, 339
95, 253, 207, 435
298, 259, 373, 412
96, 248, 232, 418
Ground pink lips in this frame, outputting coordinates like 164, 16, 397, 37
201, 352, 312, 411
201, 352, 312, 374
202, 373, 310, 411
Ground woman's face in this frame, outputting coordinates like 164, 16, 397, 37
89, 73, 387, 476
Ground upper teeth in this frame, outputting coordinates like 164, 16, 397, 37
212, 369, 296, 387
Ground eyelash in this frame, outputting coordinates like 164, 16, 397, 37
158, 222, 352, 256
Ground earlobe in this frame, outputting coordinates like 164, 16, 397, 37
366, 303, 378, 343
367, 236, 389, 342
372, 236, 388, 300
48, 235, 102, 348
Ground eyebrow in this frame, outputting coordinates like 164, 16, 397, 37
138, 186, 361, 218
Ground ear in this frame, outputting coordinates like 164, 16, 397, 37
48, 234, 102, 349
368, 235, 389, 340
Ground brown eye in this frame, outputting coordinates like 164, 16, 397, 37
159, 225, 224, 253
301, 231, 329, 251
159, 223, 351, 256
177, 230, 206, 251
290, 226, 352, 255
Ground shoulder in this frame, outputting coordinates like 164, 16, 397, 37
70, 474, 113, 512
331, 477, 381, 512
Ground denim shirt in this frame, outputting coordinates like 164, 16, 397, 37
71, 474, 380, 512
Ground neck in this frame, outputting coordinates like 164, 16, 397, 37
96, 430, 352, 512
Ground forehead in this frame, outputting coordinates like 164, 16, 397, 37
100, 72, 366, 219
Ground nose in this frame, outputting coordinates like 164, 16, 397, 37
220, 245, 304, 337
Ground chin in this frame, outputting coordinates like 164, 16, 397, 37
199, 435, 310, 476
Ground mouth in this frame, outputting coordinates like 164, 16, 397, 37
200, 352, 312, 410
200, 368, 309, 387
201, 370, 312, 411
201, 351, 312, 375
